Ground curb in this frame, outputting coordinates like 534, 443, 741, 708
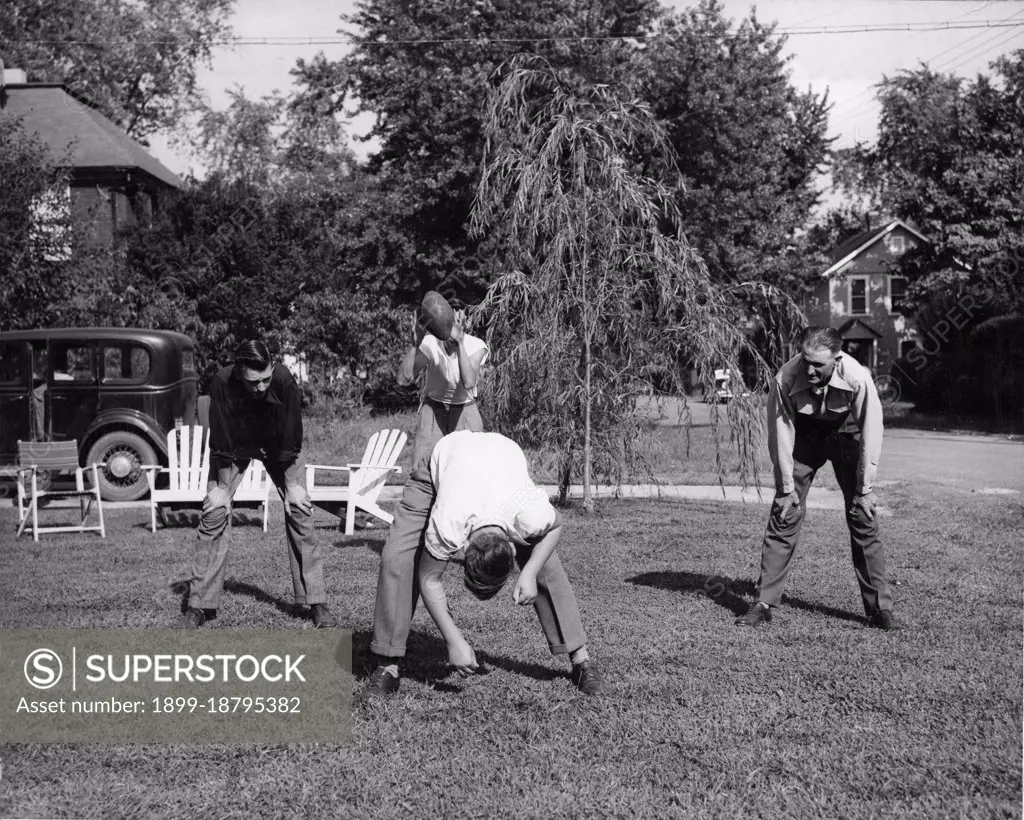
16, 484, 856, 513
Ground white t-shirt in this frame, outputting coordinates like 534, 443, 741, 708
424, 431, 558, 560
419, 333, 488, 405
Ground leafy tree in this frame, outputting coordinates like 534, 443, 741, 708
835, 51, 1024, 316
191, 76, 357, 188
1, 0, 234, 141
471, 57, 776, 509
636, 0, 831, 300
835, 51, 1024, 423
306, 0, 661, 302
192, 88, 286, 188
284, 54, 358, 180
0, 116, 73, 330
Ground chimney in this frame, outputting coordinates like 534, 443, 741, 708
1, 62, 28, 85
1, 59, 28, 107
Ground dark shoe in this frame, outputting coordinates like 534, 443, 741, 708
570, 661, 603, 696
735, 602, 772, 627
181, 607, 207, 629
869, 610, 897, 631
310, 603, 338, 629
361, 665, 400, 699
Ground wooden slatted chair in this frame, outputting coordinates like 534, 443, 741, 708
232, 457, 270, 532
143, 426, 271, 532
305, 428, 407, 535
143, 425, 210, 532
16, 439, 106, 542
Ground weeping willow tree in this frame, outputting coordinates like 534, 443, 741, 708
470, 57, 795, 511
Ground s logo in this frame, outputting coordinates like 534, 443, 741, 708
24, 648, 63, 690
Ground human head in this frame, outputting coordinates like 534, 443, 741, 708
233, 340, 274, 400
797, 326, 843, 387
463, 526, 516, 600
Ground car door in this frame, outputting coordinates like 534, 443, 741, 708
47, 339, 99, 446
0, 340, 33, 464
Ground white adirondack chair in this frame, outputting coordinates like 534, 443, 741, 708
143, 426, 270, 532
233, 457, 270, 532
305, 428, 408, 535
143, 425, 210, 532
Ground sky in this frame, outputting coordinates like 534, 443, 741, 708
147, 0, 1024, 185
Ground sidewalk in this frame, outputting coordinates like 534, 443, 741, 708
379, 482, 854, 511
15, 483, 860, 513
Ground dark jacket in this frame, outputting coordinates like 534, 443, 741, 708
208, 363, 303, 472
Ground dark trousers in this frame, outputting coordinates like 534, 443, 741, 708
756, 432, 892, 615
410, 399, 484, 474
370, 462, 587, 659
188, 463, 327, 610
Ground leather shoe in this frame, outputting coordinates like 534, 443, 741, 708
735, 602, 772, 627
310, 603, 338, 629
181, 608, 207, 629
361, 665, 400, 699
570, 661, 603, 696
869, 610, 897, 631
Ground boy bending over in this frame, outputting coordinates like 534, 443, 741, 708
366, 430, 601, 696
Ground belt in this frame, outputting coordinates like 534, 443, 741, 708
425, 397, 476, 409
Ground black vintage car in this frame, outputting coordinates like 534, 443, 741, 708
0, 328, 199, 501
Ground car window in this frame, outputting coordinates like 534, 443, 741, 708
0, 342, 30, 386
103, 344, 152, 383
52, 345, 95, 382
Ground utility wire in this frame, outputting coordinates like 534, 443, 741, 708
8, 19, 1024, 47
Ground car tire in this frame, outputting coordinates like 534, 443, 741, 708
86, 431, 158, 502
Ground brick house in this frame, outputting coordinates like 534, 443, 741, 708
0, 64, 181, 248
804, 218, 927, 376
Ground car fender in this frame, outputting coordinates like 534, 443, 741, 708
81, 410, 168, 461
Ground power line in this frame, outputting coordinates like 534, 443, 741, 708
8, 19, 1024, 47
826, 9, 1023, 140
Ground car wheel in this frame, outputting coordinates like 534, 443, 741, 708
86, 431, 158, 502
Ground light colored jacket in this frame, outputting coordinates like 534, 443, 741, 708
768, 352, 883, 495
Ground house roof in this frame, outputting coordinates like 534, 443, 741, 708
836, 318, 883, 339
822, 218, 930, 277
0, 84, 182, 189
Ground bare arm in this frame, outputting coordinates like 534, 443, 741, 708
396, 346, 427, 387
418, 551, 478, 676
449, 322, 487, 390
396, 312, 429, 387
513, 520, 562, 606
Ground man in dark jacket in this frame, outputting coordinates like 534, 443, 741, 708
181, 340, 336, 629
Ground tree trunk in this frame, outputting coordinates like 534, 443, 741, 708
558, 458, 571, 506
582, 332, 594, 513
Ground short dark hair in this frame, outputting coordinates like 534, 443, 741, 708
798, 326, 842, 354
234, 340, 272, 371
463, 529, 515, 601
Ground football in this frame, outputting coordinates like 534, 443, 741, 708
420, 290, 455, 341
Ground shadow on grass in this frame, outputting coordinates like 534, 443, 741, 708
626, 570, 866, 624
223, 579, 311, 623
348, 628, 564, 695
135, 507, 267, 531
627, 570, 755, 616
329, 535, 386, 555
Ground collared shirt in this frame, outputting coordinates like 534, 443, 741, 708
208, 363, 303, 479
768, 352, 883, 495
424, 431, 559, 560
419, 333, 488, 405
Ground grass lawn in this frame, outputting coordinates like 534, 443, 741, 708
303, 400, 783, 490
1, 477, 1021, 818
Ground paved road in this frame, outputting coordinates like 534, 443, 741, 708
881, 428, 1023, 494
640, 394, 1023, 495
